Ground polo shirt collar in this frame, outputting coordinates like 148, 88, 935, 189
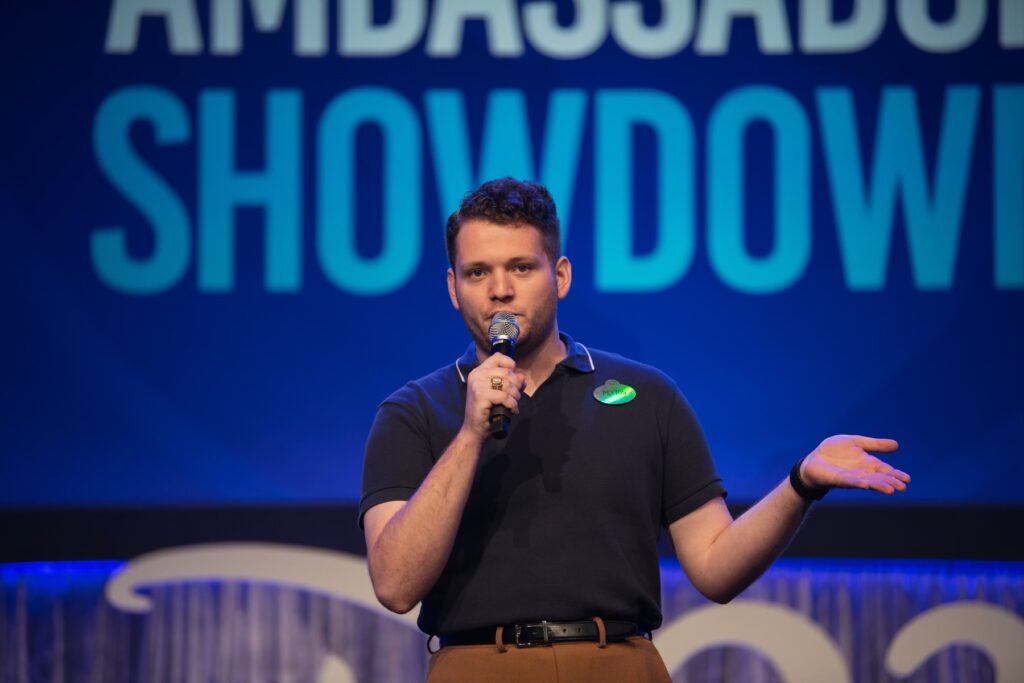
455, 332, 596, 383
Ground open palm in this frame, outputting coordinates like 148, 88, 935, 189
801, 435, 910, 495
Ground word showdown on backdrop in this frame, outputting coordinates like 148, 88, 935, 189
93, 0, 1023, 296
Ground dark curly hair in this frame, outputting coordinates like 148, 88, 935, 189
445, 177, 561, 269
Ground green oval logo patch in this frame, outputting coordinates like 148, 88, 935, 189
593, 379, 636, 405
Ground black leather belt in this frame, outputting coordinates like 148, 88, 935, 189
438, 620, 645, 648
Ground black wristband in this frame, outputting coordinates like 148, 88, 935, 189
789, 457, 828, 501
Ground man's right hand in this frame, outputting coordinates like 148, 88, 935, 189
462, 354, 526, 442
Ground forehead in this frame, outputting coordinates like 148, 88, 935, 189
452, 219, 547, 265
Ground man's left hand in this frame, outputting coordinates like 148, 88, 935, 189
800, 435, 910, 495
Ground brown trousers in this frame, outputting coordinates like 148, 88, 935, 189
426, 636, 672, 683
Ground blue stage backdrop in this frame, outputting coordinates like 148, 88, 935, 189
1, 1, 1021, 507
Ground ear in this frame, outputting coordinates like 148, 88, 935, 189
447, 268, 460, 310
555, 256, 572, 300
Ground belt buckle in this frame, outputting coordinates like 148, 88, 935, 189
514, 621, 548, 648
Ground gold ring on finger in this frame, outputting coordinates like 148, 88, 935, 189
491, 376, 503, 391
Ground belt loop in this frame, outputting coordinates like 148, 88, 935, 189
592, 616, 607, 648
495, 626, 508, 653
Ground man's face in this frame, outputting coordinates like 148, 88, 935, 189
447, 220, 571, 358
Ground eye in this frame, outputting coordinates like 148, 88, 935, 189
468, 268, 485, 279
513, 263, 532, 273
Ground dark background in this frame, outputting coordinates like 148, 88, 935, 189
2, 0, 1021, 560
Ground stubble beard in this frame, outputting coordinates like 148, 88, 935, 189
460, 291, 559, 362
513, 300, 557, 361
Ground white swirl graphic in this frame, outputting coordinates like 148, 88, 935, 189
317, 654, 355, 683
655, 601, 850, 683
104, 542, 417, 627
886, 602, 1024, 681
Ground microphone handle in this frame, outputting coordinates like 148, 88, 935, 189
489, 338, 514, 439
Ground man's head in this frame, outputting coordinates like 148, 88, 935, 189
445, 179, 571, 359
445, 177, 561, 270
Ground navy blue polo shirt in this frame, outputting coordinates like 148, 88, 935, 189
359, 333, 725, 635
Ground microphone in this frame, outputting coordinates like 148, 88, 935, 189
488, 312, 520, 440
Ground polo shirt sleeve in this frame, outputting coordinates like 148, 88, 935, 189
661, 386, 727, 526
358, 397, 435, 529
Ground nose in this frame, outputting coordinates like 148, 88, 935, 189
489, 270, 514, 301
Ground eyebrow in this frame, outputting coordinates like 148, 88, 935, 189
459, 256, 539, 270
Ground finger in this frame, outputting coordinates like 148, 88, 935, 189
879, 465, 911, 482
483, 353, 517, 370
485, 385, 521, 410
484, 371, 523, 395
870, 459, 911, 481
506, 369, 526, 391
860, 476, 894, 495
878, 473, 906, 491
853, 436, 899, 452
475, 369, 521, 395
480, 391, 518, 413
872, 473, 907, 494
481, 382, 519, 400
889, 476, 908, 491
498, 394, 519, 414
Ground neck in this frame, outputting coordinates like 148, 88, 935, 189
478, 326, 566, 396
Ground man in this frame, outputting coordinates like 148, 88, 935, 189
359, 178, 909, 682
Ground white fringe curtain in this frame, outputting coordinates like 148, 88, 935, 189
2, 558, 1022, 683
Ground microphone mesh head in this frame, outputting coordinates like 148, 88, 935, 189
488, 312, 520, 342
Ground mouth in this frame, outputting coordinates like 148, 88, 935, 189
486, 312, 523, 321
